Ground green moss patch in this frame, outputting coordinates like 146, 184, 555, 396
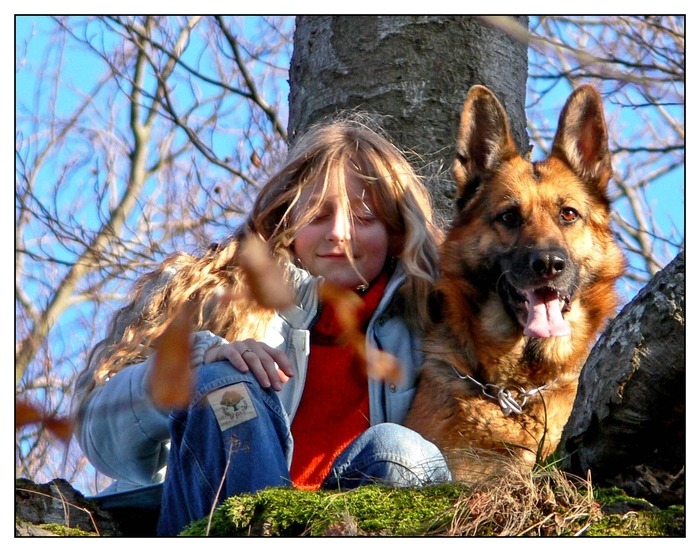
177, 479, 683, 537
181, 484, 463, 536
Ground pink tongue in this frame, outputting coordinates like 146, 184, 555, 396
523, 289, 570, 338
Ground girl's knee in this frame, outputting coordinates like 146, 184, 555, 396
327, 423, 451, 488
193, 361, 258, 397
365, 423, 442, 460
189, 362, 289, 443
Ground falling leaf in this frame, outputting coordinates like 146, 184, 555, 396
238, 234, 294, 310
43, 417, 74, 445
201, 287, 245, 326
150, 304, 195, 409
16, 400, 43, 429
15, 399, 74, 445
318, 281, 363, 337
318, 281, 404, 384
366, 347, 404, 385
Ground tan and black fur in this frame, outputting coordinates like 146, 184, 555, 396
404, 85, 625, 480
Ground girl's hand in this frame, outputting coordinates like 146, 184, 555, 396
203, 339, 294, 391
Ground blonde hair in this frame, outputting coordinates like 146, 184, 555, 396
80, 114, 442, 392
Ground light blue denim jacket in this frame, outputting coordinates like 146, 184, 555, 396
74, 263, 424, 493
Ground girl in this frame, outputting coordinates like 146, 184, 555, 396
74, 115, 451, 536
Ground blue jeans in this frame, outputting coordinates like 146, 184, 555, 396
157, 361, 451, 536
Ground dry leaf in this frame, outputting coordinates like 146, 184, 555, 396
201, 288, 245, 324
15, 400, 43, 429
319, 281, 404, 384
16, 399, 74, 445
238, 234, 294, 309
318, 281, 363, 337
366, 347, 404, 385
43, 417, 74, 444
150, 304, 195, 409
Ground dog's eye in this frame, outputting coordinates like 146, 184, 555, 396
497, 209, 522, 228
560, 207, 579, 224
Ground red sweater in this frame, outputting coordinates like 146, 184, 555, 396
289, 272, 389, 490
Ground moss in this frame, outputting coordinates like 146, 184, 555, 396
585, 487, 685, 536
37, 523, 97, 536
181, 485, 463, 536
178, 482, 683, 537
594, 486, 655, 511
586, 505, 684, 537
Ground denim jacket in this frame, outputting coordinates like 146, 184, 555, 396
74, 263, 424, 493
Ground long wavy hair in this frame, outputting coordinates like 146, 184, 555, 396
80, 114, 442, 394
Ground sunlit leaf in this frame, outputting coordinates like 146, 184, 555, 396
16, 400, 43, 429
238, 234, 295, 309
15, 400, 74, 445
318, 281, 403, 384
366, 347, 404, 385
43, 417, 74, 445
318, 281, 363, 337
150, 304, 195, 409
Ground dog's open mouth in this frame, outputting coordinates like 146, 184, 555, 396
505, 285, 573, 338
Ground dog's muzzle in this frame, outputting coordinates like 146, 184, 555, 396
499, 247, 576, 338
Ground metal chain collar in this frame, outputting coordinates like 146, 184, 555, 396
451, 366, 551, 417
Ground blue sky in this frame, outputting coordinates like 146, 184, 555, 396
15, 15, 685, 287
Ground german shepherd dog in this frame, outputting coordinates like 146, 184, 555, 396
404, 85, 625, 480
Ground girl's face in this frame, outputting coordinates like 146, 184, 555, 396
292, 170, 389, 290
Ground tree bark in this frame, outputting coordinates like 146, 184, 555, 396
15, 478, 122, 536
559, 250, 685, 506
289, 15, 529, 226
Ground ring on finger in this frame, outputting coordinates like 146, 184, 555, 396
241, 348, 254, 356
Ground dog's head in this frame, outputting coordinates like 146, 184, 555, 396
445, 85, 624, 339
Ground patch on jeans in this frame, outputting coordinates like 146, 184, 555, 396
207, 383, 257, 432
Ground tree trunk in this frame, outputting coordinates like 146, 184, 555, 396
289, 15, 529, 226
559, 250, 685, 506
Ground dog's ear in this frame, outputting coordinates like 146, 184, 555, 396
452, 85, 518, 209
551, 85, 612, 193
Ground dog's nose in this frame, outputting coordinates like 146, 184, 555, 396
530, 250, 567, 279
